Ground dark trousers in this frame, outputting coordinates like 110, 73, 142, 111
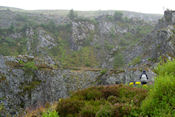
141, 82, 147, 85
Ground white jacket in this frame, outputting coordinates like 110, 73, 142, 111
140, 74, 148, 82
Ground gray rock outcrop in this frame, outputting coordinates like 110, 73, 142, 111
0, 55, 155, 116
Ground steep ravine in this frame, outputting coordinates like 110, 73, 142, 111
1, 9, 175, 116
0, 55, 155, 116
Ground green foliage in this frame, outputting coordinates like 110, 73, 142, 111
0, 42, 11, 56
71, 87, 103, 100
68, 9, 78, 20
52, 45, 98, 67
154, 59, 175, 76
107, 96, 119, 104
114, 19, 154, 48
56, 99, 84, 117
19, 80, 41, 100
141, 59, 175, 117
129, 56, 141, 66
9, 23, 15, 33
79, 105, 97, 117
41, 22, 72, 38
18, 60, 38, 76
56, 85, 148, 117
104, 40, 114, 50
123, 32, 134, 39
43, 20, 57, 33
75, 47, 97, 67
100, 69, 107, 75
119, 38, 129, 46
15, 14, 28, 22
22, 80, 41, 93
113, 11, 123, 21
96, 104, 112, 117
42, 110, 59, 117
0, 36, 27, 56
0, 9, 153, 69
23, 61, 38, 72
0, 103, 4, 112
83, 89, 102, 100
113, 52, 124, 69
112, 103, 132, 116
137, 25, 153, 35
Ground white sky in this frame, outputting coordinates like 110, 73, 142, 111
0, 0, 175, 14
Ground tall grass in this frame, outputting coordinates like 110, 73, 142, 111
141, 59, 175, 117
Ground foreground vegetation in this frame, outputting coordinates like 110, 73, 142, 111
22, 59, 175, 117
23, 85, 148, 117
141, 59, 175, 117
56, 85, 147, 117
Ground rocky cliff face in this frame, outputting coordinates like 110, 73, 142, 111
0, 7, 173, 116
0, 55, 99, 115
0, 9, 155, 68
121, 10, 175, 67
0, 55, 155, 116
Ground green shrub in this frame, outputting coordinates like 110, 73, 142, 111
129, 56, 141, 66
84, 90, 102, 100
113, 11, 123, 21
112, 103, 142, 117
100, 69, 107, 75
15, 14, 28, 22
68, 9, 78, 20
112, 103, 131, 116
107, 96, 119, 104
79, 105, 96, 117
154, 59, 175, 76
0, 103, 4, 112
23, 61, 38, 71
141, 75, 175, 116
100, 86, 119, 99
85, 100, 107, 107
56, 99, 84, 117
56, 85, 147, 117
53, 45, 98, 67
113, 52, 124, 69
22, 61, 38, 75
141, 59, 175, 116
71, 87, 102, 100
96, 104, 112, 117
118, 86, 147, 105
42, 110, 59, 117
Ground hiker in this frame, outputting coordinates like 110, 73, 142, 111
140, 71, 148, 85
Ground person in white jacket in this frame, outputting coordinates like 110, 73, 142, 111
140, 71, 149, 85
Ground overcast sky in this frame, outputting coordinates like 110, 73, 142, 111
0, 0, 175, 14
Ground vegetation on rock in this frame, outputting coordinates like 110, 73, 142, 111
23, 59, 175, 117
0, 8, 155, 68
42, 110, 59, 117
1, 7, 174, 117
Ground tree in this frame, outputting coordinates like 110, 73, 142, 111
113, 52, 124, 69
68, 9, 77, 20
113, 11, 123, 21
9, 23, 15, 33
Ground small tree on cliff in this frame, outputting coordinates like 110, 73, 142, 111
68, 9, 77, 20
113, 11, 123, 21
